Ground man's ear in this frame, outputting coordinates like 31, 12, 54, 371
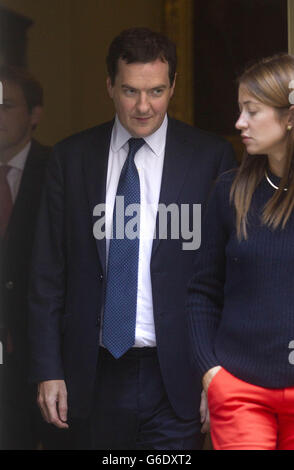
30, 105, 43, 128
106, 76, 114, 99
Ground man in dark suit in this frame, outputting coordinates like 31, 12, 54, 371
29, 28, 235, 450
0, 65, 48, 449
0, 66, 72, 450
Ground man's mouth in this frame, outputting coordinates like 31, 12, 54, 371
134, 117, 152, 121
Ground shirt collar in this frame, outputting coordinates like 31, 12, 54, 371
0, 141, 31, 171
111, 116, 132, 153
111, 114, 168, 156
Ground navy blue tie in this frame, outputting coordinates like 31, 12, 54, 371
103, 138, 145, 358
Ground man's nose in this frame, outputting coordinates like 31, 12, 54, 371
136, 93, 150, 114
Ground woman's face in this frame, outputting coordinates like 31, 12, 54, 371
235, 85, 289, 160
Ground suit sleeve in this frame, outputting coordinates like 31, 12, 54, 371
186, 177, 230, 378
28, 145, 66, 383
217, 140, 237, 176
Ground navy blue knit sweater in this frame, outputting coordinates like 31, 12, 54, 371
187, 169, 294, 388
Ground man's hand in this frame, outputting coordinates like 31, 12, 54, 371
37, 380, 69, 429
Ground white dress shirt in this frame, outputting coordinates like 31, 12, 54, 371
100, 115, 167, 348
0, 142, 31, 203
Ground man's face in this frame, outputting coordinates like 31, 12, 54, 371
107, 58, 176, 138
0, 80, 41, 162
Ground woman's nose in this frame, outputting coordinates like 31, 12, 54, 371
235, 112, 247, 130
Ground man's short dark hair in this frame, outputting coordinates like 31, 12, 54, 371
0, 65, 43, 113
106, 27, 177, 86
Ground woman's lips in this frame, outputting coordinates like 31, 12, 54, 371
241, 136, 252, 143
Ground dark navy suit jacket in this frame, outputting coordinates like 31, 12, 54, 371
1, 140, 50, 370
0, 140, 50, 448
29, 118, 235, 420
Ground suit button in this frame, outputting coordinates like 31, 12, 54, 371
99, 274, 103, 283
5, 281, 14, 290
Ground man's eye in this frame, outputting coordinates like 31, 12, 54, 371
151, 89, 163, 96
124, 89, 136, 96
0, 104, 13, 110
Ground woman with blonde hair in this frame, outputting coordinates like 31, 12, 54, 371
187, 54, 294, 450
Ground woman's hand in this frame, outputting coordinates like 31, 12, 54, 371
200, 389, 210, 433
199, 366, 222, 434
202, 366, 222, 394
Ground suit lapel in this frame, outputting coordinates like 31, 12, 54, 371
82, 121, 113, 276
151, 118, 194, 258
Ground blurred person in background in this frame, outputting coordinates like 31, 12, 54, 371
0, 66, 72, 449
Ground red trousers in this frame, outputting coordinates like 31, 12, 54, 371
207, 367, 294, 450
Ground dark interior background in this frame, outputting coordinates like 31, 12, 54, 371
194, 0, 288, 136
